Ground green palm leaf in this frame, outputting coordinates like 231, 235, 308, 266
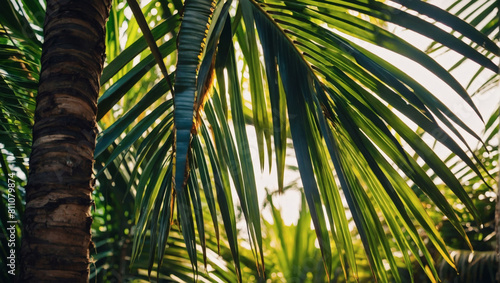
242, 0, 495, 280
173, 0, 215, 193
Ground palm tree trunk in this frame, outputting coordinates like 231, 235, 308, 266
19, 0, 111, 281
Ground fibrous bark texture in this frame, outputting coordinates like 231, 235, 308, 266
20, 0, 111, 281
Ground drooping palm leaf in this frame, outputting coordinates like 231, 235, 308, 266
239, 0, 496, 280
172, 0, 217, 274
173, 0, 215, 193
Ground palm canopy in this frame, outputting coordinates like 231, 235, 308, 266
113, 0, 496, 281
0, 0, 498, 282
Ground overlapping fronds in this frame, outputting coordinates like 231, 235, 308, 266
1, 0, 497, 282
95, 0, 498, 281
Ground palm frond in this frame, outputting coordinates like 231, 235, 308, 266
240, 0, 496, 280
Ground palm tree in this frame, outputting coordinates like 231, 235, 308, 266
17, 0, 112, 281
0, 0, 498, 282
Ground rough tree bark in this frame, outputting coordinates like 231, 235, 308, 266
19, 0, 111, 281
